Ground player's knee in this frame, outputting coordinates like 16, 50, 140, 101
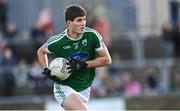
63, 93, 87, 110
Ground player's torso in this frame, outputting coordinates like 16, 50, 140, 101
49, 29, 98, 91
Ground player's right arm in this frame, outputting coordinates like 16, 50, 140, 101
37, 46, 49, 68
37, 35, 57, 68
37, 45, 60, 81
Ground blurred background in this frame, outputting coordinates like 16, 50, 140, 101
1, 0, 180, 110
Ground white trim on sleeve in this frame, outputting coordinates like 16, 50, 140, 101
95, 46, 104, 52
46, 47, 53, 54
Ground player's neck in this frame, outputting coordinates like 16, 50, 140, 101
67, 29, 82, 39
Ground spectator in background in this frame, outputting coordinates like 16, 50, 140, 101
14, 58, 28, 88
0, 47, 17, 66
0, 0, 7, 36
91, 4, 111, 47
31, 9, 54, 39
2, 69, 15, 96
0, 37, 8, 63
143, 66, 160, 95
91, 66, 109, 97
28, 58, 45, 87
5, 22, 18, 39
108, 52, 121, 75
82, 4, 94, 28
102, 76, 119, 97
0, 47, 16, 96
172, 22, 180, 58
122, 71, 142, 96
161, 21, 174, 58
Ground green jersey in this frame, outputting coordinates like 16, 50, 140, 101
44, 27, 105, 92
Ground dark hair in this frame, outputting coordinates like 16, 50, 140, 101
64, 4, 87, 21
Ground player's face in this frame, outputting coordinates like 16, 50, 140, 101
68, 16, 86, 35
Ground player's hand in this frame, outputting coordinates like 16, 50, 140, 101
42, 68, 60, 81
66, 58, 87, 74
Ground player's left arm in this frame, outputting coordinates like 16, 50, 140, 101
86, 46, 112, 68
66, 46, 111, 73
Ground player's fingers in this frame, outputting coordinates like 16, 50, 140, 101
67, 69, 73, 73
66, 62, 71, 65
42, 72, 46, 75
67, 69, 73, 74
47, 75, 53, 80
67, 65, 73, 69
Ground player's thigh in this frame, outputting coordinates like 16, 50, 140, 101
63, 87, 91, 110
54, 83, 76, 106
63, 93, 87, 110
54, 83, 89, 110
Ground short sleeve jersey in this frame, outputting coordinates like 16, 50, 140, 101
44, 27, 106, 92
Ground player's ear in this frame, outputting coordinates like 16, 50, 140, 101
66, 20, 71, 26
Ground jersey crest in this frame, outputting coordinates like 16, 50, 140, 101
69, 51, 89, 61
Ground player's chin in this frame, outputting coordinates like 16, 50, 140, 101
78, 30, 84, 34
